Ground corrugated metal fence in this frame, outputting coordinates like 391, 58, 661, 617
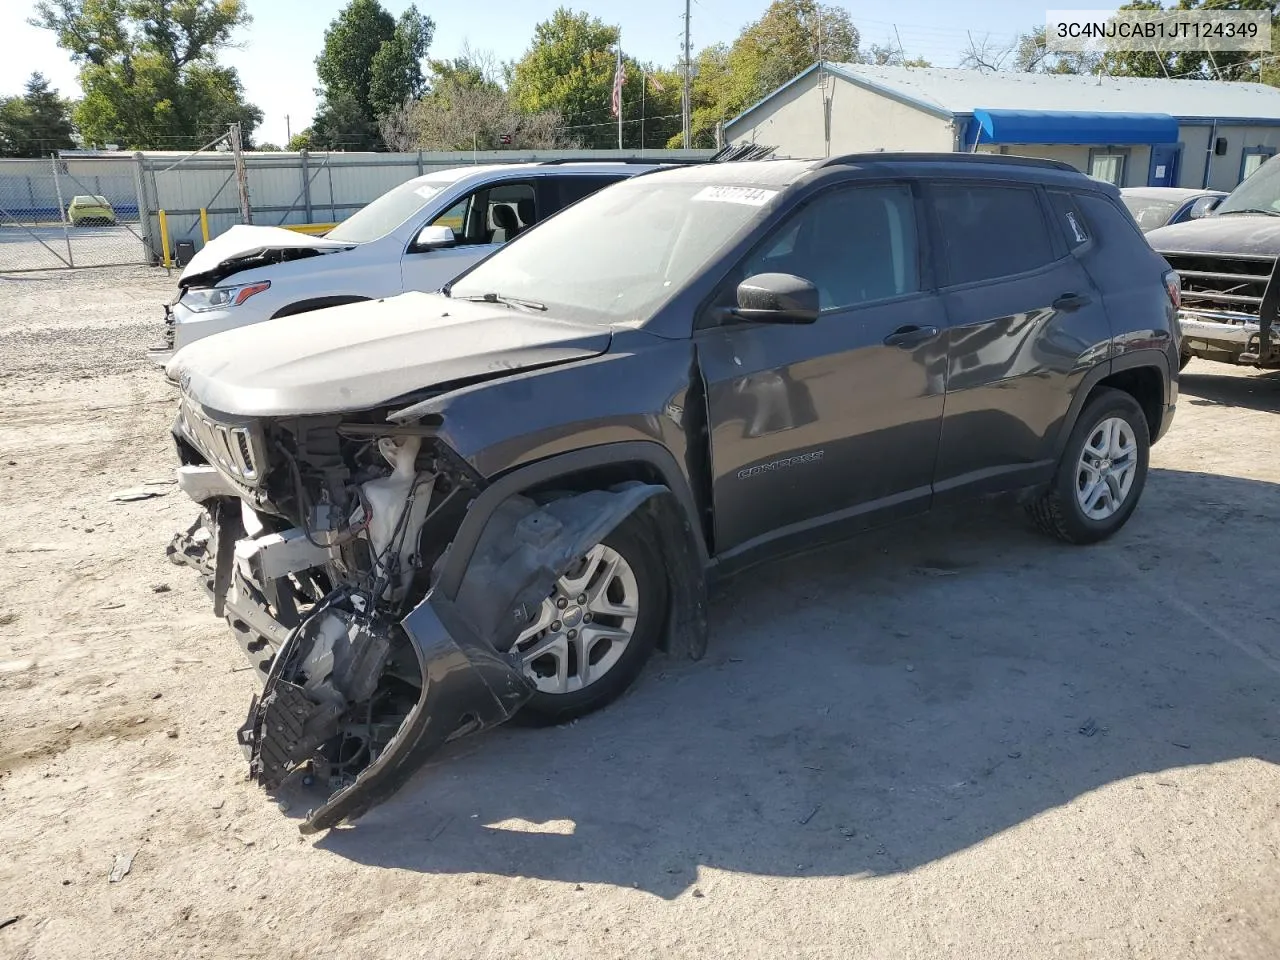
0, 148, 714, 271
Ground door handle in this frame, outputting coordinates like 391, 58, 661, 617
1052, 292, 1092, 311
883, 324, 939, 348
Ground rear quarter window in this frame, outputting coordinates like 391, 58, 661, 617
1047, 190, 1091, 248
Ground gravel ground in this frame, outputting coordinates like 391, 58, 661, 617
0, 224, 148, 273
0, 266, 1278, 960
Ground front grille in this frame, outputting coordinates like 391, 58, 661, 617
180, 397, 265, 485
1163, 252, 1275, 319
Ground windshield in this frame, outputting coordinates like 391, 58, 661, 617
1122, 196, 1181, 232
1216, 154, 1280, 216
449, 177, 775, 323
326, 178, 448, 243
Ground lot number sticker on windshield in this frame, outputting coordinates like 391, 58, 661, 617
692, 185, 778, 206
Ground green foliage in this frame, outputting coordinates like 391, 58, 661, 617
507, 8, 682, 148
311, 92, 382, 150
0, 73, 77, 157
672, 0, 861, 147
287, 129, 315, 151
30, 0, 262, 148
313, 0, 434, 148
1098, 1, 1277, 81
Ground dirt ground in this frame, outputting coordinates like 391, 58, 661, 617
1, 266, 1278, 960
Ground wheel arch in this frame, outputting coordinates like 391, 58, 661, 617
1054, 351, 1171, 461
433, 441, 710, 659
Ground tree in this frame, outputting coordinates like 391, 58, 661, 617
256, 141, 280, 151
311, 92, 381, 150
381, 49, 575, 151
863, 43, 931, 68
369, 6, 434, 117
673, 0, 861, 148
0, 73, 77, 157
313, 0, 434, 148
1103, 0, 1277, 81
287, 129, 315, 151
30, 0, 262, 149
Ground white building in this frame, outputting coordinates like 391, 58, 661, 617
725, 63, 1280, 191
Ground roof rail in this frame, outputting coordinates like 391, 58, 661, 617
820, 152, 1077, 172
538, 157, 664, 165
710, 143, 778, 162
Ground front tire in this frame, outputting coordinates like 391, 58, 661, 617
1027, 387, 1150, 544
510, 511, 667, 726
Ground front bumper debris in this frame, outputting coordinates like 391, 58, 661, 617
170, 480, 675, 832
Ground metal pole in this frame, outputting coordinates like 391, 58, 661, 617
50, 154, 73, 268
286, 114, 291, 143
230, 122, 252, 224
131, 151, 154, 264
683, 0, 692, 149
641, 73, 645, 150
616, 44, 623, 150
199, 208, 210, 244
300, 149, 313, 222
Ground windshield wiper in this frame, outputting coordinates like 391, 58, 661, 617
1217, 208, 1280, 217
453, 292, 547, 311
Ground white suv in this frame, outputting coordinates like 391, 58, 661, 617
151, 161, 656, 362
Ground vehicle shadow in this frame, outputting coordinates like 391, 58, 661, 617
317, 468, 1280, 897
1180, 365, 1280, 413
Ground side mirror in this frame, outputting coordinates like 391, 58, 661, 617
1188, 195, 1221, 220
413, 224, 457, 251
733, 273, 820, 324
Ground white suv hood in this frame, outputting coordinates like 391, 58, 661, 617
179, 224, 353, 284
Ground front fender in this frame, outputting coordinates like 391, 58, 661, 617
300, 483, 672, 833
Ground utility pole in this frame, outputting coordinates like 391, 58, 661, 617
285, 114, 291, 143
230, 121, 252, 224
682, 0, 692, 149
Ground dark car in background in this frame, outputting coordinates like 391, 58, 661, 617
163, 153, 1179, 832
1148, 154, 1280, 368
1121, 187, 1226, 232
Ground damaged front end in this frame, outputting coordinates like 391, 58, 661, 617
167, 397, 669, 832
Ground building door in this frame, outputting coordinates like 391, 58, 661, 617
1148, 144, 1181, 186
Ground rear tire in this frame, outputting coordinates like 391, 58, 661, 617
1178, 349, 1192, 371
1027, 387, 1150, 544
512, 511, 667, 726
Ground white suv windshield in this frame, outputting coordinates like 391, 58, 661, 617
326, 179, 448, 243
449, 176, 774, 323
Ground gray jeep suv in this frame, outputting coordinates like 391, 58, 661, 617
165, 153, 1180, 832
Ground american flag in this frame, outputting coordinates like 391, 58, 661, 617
611, 47, 625, 118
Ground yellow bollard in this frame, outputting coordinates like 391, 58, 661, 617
158, 209, 172, 268
199, 207, 209, 245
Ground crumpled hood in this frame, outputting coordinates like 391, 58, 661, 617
167, 291, 612, 418
179, 224, 353, 284
1148, 214, 1280, 258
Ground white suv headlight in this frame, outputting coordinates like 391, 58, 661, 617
179, 280, 271, 313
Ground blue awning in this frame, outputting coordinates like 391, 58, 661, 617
969, 109, 1180, 146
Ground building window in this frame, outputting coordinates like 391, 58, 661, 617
1088, 148, 1129, 186
1240, 146, 1276, 183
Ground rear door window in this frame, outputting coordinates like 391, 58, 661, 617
553, 174, 629, 211
929, 183, 1057, 286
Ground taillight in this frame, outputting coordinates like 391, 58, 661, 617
1163, 269, 1181, 310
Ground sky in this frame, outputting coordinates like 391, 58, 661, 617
1, 0, 1066, 146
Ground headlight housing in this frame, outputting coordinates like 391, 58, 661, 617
179, 280, 271, 313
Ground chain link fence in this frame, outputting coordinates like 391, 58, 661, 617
0, 156, 150, 273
